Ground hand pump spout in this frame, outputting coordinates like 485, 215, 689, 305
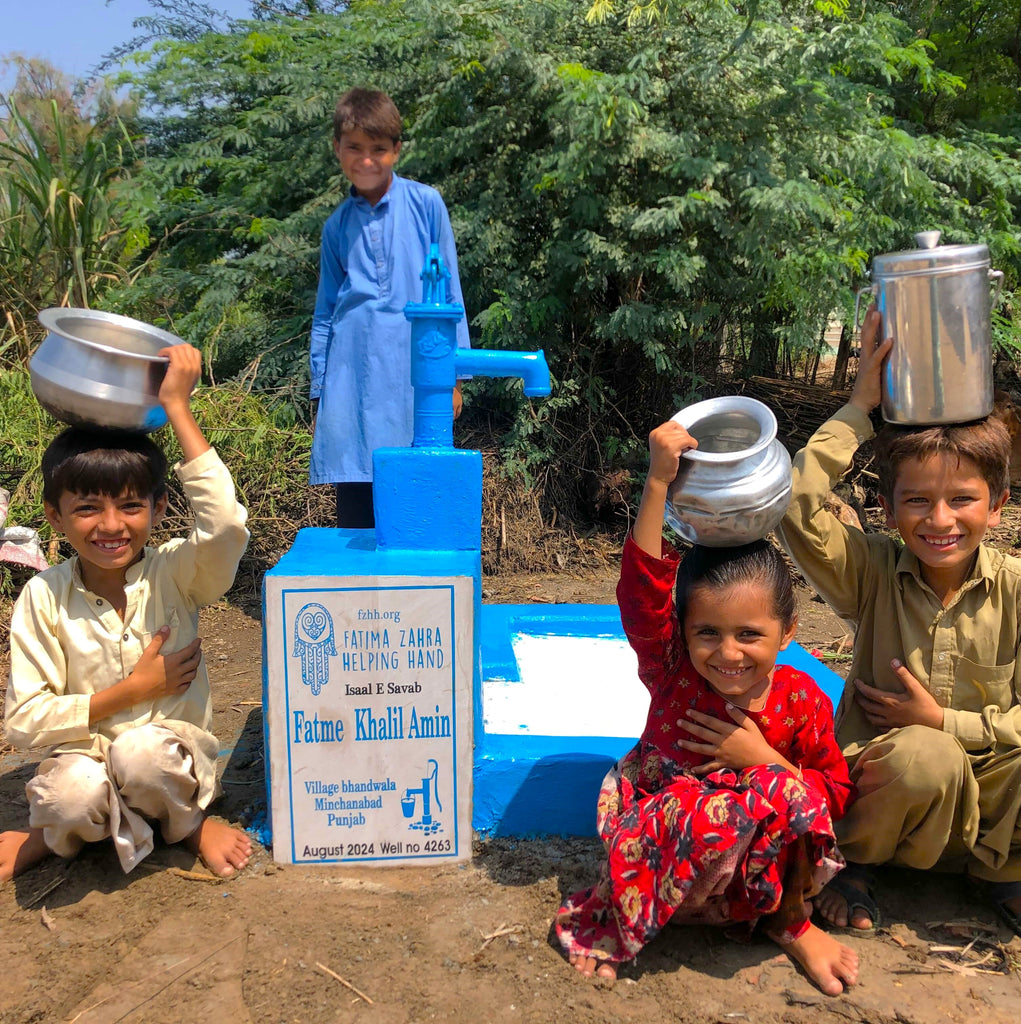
452, 349, 551, 398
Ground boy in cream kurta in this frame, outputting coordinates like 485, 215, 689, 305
0, 344, 252, 881
777, 309, 1021, 934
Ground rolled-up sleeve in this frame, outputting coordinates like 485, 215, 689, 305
943, 703, 1021, 752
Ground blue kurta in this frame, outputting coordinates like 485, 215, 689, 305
309, 173, 470, 484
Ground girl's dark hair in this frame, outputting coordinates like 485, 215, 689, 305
675, 539, 796, 629
42, 427, 168, 507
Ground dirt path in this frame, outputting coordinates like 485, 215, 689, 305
1, 575, 1020, 1023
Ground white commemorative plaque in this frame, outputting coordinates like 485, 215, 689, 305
264, 575, 473, 865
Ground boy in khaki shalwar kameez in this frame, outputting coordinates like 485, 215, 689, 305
0, 344, 252, 882
777, 308, 1021, 934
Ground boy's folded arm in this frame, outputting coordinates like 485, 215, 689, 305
6, 592, 92, 749
777, 404, 875, 620
5, 688, 93, 749
942, 703, 1021, 751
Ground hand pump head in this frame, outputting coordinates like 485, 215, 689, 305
404, 245, 551, 448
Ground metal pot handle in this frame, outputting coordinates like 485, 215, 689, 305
990, 269, 1004, 308
854, 284, 877, 331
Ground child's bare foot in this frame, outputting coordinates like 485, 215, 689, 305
0, 829, 51, 882
184, 818, 251, 877
771, 922, 859, 995
567, 951, 617, 981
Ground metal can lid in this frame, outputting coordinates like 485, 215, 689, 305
871, 231, 989, 277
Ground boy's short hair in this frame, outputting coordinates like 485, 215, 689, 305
675, 539, 797, 630
42, 427, 168, 507
333, 88, 401, 143
873, 415, 1011, 503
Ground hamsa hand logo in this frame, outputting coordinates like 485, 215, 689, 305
292, 602, 336, 695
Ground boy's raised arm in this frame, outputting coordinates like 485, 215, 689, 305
776, 310, 892, 621
848, 309, 893, 418
158, 344, 210, 463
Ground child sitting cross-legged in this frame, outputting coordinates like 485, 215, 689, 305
0, 344, 252, 882
555, 419, 859, 996
778, 307, 1021, 936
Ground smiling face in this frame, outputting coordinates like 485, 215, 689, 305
334, 129, 401, 205
881, 452, 1008, 599
45, 488, 167, 591
682, 580, 797, 708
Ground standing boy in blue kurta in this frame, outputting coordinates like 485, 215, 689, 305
309, 88, 470, 528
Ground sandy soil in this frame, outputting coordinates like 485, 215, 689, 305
1, 572, 1020, 1024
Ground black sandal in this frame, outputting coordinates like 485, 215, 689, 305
971, 879, 1021, 938
819, 867, 881, 935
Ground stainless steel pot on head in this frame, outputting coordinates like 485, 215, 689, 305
31, 309, 184, 432
855, 231, 1004, 425
665, 395, 792, 547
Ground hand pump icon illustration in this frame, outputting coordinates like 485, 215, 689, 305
402, 760, 443, 835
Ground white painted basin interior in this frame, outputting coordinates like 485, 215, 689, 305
483, 634, 649, 738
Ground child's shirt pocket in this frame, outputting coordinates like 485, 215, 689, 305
952, 655, 1016, 712
132, 609, 182, 659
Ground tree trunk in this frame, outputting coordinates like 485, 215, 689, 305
746, 321, 778, 378
831, 323, 851, 390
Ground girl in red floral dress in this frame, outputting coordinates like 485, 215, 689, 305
556, 419, 859, 995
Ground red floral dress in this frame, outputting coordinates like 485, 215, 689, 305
556, 537, 855, 964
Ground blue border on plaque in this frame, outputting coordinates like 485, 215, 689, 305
280, 583, 461, 865
263, 527, 480, 864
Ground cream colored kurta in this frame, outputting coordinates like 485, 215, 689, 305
777, 403, 1021, 758
5, 447, 250, 806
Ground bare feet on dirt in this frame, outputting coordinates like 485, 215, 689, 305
184, 817, 252, 877
568, 951, 618, 981
771, 922, 859, 995
814, 875, 875, 930
0, 828, 51, 882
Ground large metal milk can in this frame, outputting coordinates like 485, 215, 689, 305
856, 231, 1004, 425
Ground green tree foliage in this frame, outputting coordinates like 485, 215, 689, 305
114, 0, 1021, 507
889, 0, 1021, 132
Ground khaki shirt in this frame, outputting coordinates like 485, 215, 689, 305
777, 404, 1021, 758
5, 448, 249, 800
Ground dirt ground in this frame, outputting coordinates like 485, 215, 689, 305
2, 567, 1021, 1024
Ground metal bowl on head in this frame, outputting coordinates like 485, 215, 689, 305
665, 395, 792, 547
31, 308, 184, 432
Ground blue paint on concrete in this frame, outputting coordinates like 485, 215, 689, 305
374, 447, 483, 552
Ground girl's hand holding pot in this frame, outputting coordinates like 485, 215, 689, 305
648, 420, 698, 484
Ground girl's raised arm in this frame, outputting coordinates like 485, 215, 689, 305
633, 421, 697, 557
